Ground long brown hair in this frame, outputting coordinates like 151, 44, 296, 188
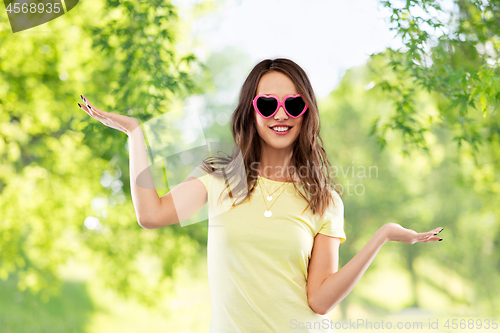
201, 58, 342, 217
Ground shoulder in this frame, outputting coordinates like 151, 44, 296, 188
329, 187, 343, 208
186, 165, 215, 190
319, 187, 344, 222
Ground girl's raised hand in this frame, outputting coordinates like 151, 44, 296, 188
383, 223, 444, 244
78, 95, 140, 135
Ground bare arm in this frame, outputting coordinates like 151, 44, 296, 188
127, 126, 163, 227
128, 126, 208, 228
309, 224, 444, 315
79, 95, 207, 228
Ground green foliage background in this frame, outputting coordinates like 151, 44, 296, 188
0, 0, 499, 331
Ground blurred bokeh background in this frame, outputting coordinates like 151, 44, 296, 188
1, 0, 499, 332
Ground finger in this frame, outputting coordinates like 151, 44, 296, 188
79, 102, 94, 115
81, 95, 90, 108
84, 97, 94, 112
79, 102, 104, 122
421, 230, 444, 241
88, 105, 109, 121
81, 95, 95, 112
78, 103, 91, 116
418, 230, 433, 237
81, 95, 90, 104
81, 99, 101, 118
422, 228, 442, 238
423, 236, 443, 242
85, 105, 128, 133
430, 227, 444, 236
78, 95, 100, 117
78, 102, 91, 114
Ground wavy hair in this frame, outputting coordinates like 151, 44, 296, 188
201, 58, 342, 217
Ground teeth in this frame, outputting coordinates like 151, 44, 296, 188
272, 127, 290, 132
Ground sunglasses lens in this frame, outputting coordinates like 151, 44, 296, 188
284, 96, 306, 117
256, 97, 278, 117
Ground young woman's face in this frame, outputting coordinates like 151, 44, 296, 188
254, 71, 304, 151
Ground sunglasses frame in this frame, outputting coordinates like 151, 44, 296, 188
252, 94, 308, 119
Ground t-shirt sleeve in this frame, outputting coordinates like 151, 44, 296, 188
317, 190, 346, 243
186, 165, 211, 191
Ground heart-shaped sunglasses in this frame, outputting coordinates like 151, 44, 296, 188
252, 94, 308, 118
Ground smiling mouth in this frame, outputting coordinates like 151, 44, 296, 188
269, 126, 292, 133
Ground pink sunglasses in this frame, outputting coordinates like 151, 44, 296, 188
252, 94, 308, 118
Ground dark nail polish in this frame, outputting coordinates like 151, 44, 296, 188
434, 233, 438, 235
87, 105, 91, 109
78, 103, 81, 107
438, 239, 443, 241
437, 228, 443, 234
80, 95, 84, 100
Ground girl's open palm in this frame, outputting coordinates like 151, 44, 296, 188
78, 95, 140, 135
384, 223, 444, 244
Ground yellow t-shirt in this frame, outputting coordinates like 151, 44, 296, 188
189, 166, 346, 333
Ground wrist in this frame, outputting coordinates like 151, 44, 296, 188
377, 224, 391, 243
126, 120, 142, 136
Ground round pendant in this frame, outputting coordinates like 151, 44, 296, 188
267, 195, 273, 201
264, 210, 272, 218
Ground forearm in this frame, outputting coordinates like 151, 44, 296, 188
310, 226, 389, 315
127, 126, 161, 227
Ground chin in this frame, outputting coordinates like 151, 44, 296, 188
259, 129, 299, 150
265, 140, 295, 150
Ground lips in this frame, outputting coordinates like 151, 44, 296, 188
269, 125, 293, 135
269, 125, 293, 130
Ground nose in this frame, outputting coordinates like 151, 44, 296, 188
274, 106, 288, 120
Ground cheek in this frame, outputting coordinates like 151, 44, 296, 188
255, 115, 267, 131
253, 117, 266, 137
294, 119, 303, 134
254, 112, 260, 127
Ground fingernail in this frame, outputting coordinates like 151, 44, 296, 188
80, 95, 84, 100
437, 228, 443, 234
434, 233, 438, 235
78, 103, 81, 108
87, 105, 91, 109
438, 239, 443, 241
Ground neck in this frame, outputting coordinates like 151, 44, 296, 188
257, 141, 295, 182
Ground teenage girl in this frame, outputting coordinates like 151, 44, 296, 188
79, 58, 444, 332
